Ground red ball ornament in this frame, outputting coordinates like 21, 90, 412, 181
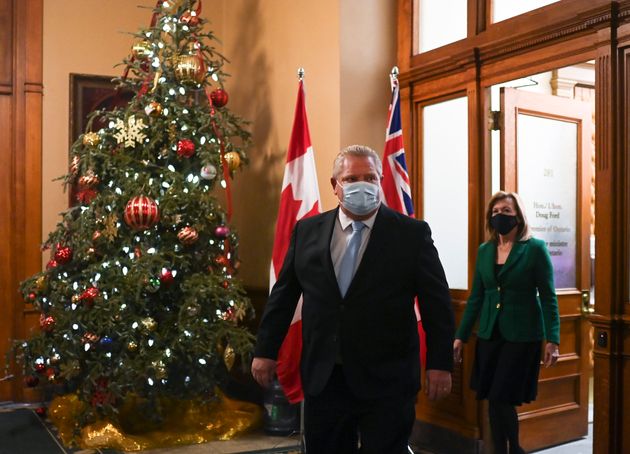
124, 196, 160, 230
39, 314, 56, 332
160, 269, 174, 286
54, 246, 73, 264
45, 367, 56, 381
210, 88, 229, 107
180, 10, 200, 26
46, 259, 58, 270
82, 332, 100, 344
214, 255, 230, 268
80, 287, 100, 307
35, 406, 47, 418
24, 375, 39, 387
76, 188, 98, 205
176, 139, 195, 158
214, 225, 230, 238
35, 363, 46, 373
78, 171, 100, 188
177, 226, 199, 245
27, 292, 37, 302
221, 280, 230, 289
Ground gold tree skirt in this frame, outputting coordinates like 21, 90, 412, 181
48, 392, 263, 451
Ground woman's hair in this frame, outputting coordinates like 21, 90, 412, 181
332, 144, 382, 179
486, 191, 532, 241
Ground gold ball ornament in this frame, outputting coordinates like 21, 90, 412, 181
132, 40, 153, 59
35, 276, 46, 291
82, 132, 100, 147
223, 344, 235, 371
174, 54, 205, 84
152, 361, 167, 379
141, 317, 157, 331
144, 101, 163, 117
224, 152, 241, 171
156, 367, 167, 379
127, 341, 138, 352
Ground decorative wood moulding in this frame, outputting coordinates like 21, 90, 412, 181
0, 85, 11, 95
477, 12, 611, 63
402, 48, 478, 87
596, 52, 611, 171
404, 2, 618, 86
24, 83, 43, 94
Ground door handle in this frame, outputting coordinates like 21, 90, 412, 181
581, 290, 593, 314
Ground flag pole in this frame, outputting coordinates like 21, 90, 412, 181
297, 67, 306, 454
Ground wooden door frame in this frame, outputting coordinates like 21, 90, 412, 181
0, 0, 43, 402
398, 0, 630, 453
499, 87, 593, 451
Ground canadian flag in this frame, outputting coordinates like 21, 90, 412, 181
270, 78, 321, 403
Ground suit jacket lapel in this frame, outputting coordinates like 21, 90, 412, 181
317, 208, 339, 290
482, 242, 499, 286
499, 240, 527, 278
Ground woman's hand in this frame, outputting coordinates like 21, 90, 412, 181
453, 339, 464, 363
544, 342, 560, 367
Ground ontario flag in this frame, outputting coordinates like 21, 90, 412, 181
270, 78, 321, 403
381, 70, 427, 366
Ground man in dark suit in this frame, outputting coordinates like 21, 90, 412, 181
252, 145, 455, 454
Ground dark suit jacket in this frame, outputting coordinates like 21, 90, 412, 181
455, 238, 560, 345
254, 205, 455, 399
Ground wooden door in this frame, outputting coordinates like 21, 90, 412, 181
500, 87, 592, 451
0, 0, 43, 402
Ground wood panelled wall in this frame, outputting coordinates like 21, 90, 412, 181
0, 0, 43, 402
398, 1, 629, 453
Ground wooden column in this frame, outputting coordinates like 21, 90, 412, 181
593, 4, 630, 452
0, 0, 43, 402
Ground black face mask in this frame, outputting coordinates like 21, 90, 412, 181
490, 213, 518, 235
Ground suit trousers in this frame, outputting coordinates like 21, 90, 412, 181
303, 365, 416, 454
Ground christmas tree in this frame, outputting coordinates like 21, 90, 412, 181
15, 0, 255, 430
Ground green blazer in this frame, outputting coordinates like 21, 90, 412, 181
455, 237, 560, 345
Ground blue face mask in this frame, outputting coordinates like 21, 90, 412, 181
338, 181, 381, 216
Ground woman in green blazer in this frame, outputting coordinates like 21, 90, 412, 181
453, 191, 560, 454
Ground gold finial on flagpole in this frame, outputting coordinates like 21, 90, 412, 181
297, 68, 305, 80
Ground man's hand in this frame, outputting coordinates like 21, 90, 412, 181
425, 369, 452, 401
453, 339, 464, 363
543, 342, 560, 368
251, 357, 277, 388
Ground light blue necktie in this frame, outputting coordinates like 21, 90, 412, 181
337, 221, 366, 297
